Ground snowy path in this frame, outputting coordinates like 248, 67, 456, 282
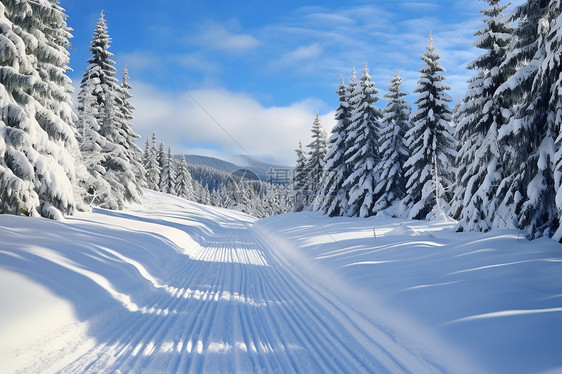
1, 191, 478, 373
58, 216, 442, 373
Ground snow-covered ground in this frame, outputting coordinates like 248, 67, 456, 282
0, 190, 560, 373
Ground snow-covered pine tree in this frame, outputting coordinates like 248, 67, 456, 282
157, 141, 166, 192
374, 72, 411, 211
0, 0, 40, 216
293, 141, 308, 212
403, 33, 456, 220
318, 75, 352, 216
160, 147, 177, 195
78, 11, 140, 209
306, 111, 327, 210
451, 0, 513, 232
0, 0, 78, 219
75, 76, 112, 206
176, 155, 195, 200
494, 0, 555, 237
343, 63, 383, 217
144, 132, 160, 190
517, 0, 561, 238
550, 1, 562, 241
117, 66, 146, 187
26, 0, 81, 218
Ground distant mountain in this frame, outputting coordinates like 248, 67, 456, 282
183, 155, 239, 174
183, 154, 292, 185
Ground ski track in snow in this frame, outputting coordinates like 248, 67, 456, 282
60, 224, 435, 373
1, 191, 451, 373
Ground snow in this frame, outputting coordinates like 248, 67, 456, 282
258, 212, 562, 374
1, 190, 561, 373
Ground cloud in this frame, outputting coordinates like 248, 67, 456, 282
130, 81, 334, 165
190, 24, 260, 54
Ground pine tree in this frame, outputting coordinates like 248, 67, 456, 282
374, 72, 411, 211
306, 111, 327, 210
451, 0, 513, 232
157, 141, 166, 192
0, 0, 78, 219
117, 66, 145, 188
176, 155, 195, 200
144, 132, 161, 190
343, 63, 383, 217
494, 0, 555, 237
551, 0, 562, 240
319, 75, 352, 216
0, 1, 40, 216
293, 141, 308, 212
517, 0, 561, 238
403, 33, 456, 220
76, 76, 112, 206
160, 147, 177, 195
78, 11, 140, 209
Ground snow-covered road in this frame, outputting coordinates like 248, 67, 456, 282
1, 191, 461, 373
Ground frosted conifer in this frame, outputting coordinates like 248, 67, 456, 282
343, 63, 383, 217
374, 72, 411, 211
319, 75, 352, 216
451, 0, 513, 232
403, 33, 456, 220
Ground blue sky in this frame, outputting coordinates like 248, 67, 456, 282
62, 0, 523, 165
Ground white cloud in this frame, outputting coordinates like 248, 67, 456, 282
285, 43, 323, 62
130, 81, 334, 165
191, 24, 260, 54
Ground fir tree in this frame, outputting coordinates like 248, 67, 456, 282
343, 63, 383, 217
144, 132, 160, 190
176, 155, 195, 200
0, 0, 78, 219
293, 141, 308, 212
451, 0, 513, 232
78, 11, 140, 209
319, 75, 352, 216
494, 0, 555, 237
551, 0, 562, 241
117, 66, 145, 188
374, 72, 411, 211
160, 147, 177, 195
306, 111, 327, 210
157, 141, 166, 192
76, 76, 112, 206
0, 0, 40, 216
403, 33, 456, 220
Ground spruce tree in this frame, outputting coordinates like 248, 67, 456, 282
76, 77, 112, 206
343, 63, 383, 217
0, 0, 78, 219
0, 0, 40, 216
551, 0, 562, 240
78, 11, 140, 209
293, 141, 308, 212
306, 111, 327, 210
494, 0, 554, 237
157, 141, 166, 192
517, 0, 561, 238
451, 0, 513, 232
176, 155, 194, 200
144, 132, 161, 190
160, 147, 177, 195
374, 72, 411, 211
117, 66, 146, 188
403, 33, 456, 220
319, 76, 352, 216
